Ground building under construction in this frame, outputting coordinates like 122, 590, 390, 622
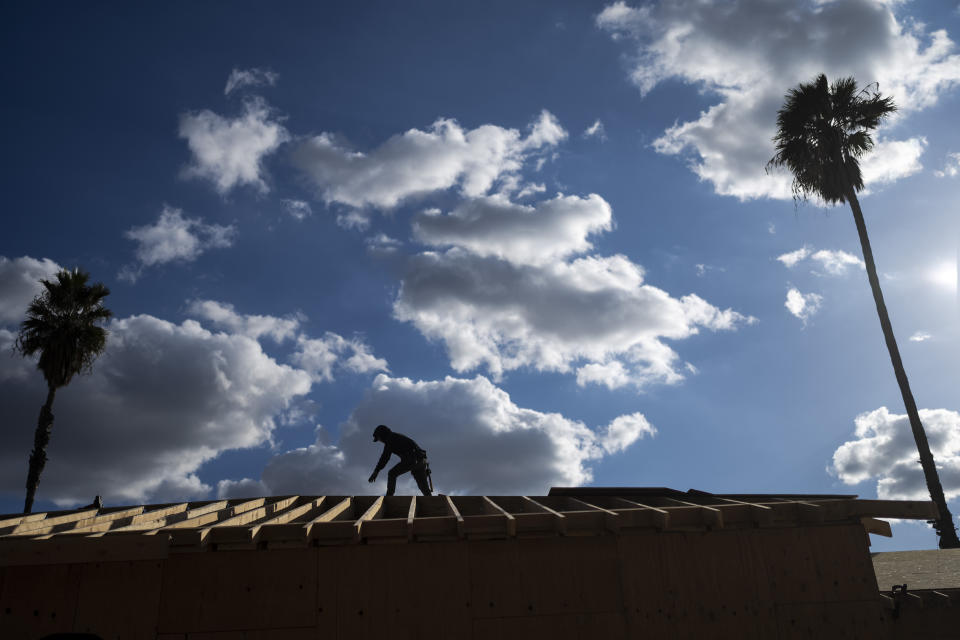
1, 487, 957, 639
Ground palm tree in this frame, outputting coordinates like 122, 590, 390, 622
15, 268, 112, 513
768, 74, 959, 548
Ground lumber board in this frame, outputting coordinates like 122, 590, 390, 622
7, 508, 100, 536
20, 506, 146, 537
861, 517, 893, 538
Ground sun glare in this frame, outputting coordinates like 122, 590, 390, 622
926, 261, 958, 291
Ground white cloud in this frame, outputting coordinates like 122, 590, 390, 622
601, 412, 656, 454
0, 255, 395, 508
779, 246, 815, 269
785, 287, 823, 324
583, 119, 607, 140
832, 407, 960, 501
281, 199, 312, 220
290, 332, 388, 383
412, 194, 613, 266
0, 311, 311, 507
934, 151, 960, 177
909, 331, 932, 342
186, 299, 301, 343
598, 0, 960, 199
694, 263, 725, 277
0, 256, 61, 325
860, 137, 927, 187
516, 182, 547, 199
218, 374, 656, 497
365, 233, 402, 255
395, 249, 754, 389
336, 209, 372, 231
179, 98, 289, 194
810, 249, 865, 276
290, 110, 567, 209
777, 246, 864, 275
575, 361, 632, 390
224, 67, 278, 96
120, 206, 236, 282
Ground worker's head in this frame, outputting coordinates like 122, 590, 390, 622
373, 424, 390, 442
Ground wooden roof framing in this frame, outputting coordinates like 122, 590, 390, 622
0, 488, 938, 562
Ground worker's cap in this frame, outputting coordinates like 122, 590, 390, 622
373, 424, 390, 442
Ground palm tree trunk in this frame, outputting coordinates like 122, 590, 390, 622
23, 385, 56, 514
846, 188, 959, 548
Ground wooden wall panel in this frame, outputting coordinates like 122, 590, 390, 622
565, 536, 623, 614
157, 553, 204, 632
733, 528, 778, 637
577, 612, 627, 640
187, 629, 317, 640
158, 549, 317, 634
315, 546, 340, 639
467, 539, 526, 619
331, 543, 374, 640
473, 614, 581, 640
774, 601, 887, 639
618, 532, 674, 638
808, 524, 878, 602
403, 541, 470, 640
0, 562, 82, 639
517, 537, 582, 616
73, 559, 163, 640
757, 527, 825, 604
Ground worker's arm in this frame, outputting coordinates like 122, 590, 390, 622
368, 444, 391, 482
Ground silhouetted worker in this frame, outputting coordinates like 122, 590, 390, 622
368, 424, 432, 496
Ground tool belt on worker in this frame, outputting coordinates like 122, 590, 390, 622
414, 448, 430, 473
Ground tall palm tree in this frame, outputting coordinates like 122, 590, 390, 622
15, 268, 112, 513
768, 74, 959, 548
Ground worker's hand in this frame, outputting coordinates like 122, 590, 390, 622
368, 472, 377, 483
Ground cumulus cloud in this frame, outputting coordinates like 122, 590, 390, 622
583, 119, 607, 140
597, 0, 960, 199
776, 247, 812, 269
186, 299, 301, 343
0, 256, 61, 325
290, 110, 567, 209
0, 310, 311, 507
860, 137, 927, 187
785, 287, 823, 324
777, 246, 864, 275
365, 233, 402, 255
179, 98, 289, 194
909, 331, 932, 342
0, 255, 400, 508
281, 199, 312, 220
934, 151, 960, 177
120, 206, 236, 282
575, 361, 632, 390
218, 374, 656, 497
832, 407, 960, 501
290, 333, 388, 383
810, 249, 865, 275
224, 67, 278, 96
412, 194, 612, 266
395, 249, 753, 389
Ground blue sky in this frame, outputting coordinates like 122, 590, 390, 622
2, 0, 959, 550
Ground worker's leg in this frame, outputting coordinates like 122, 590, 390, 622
386, 460, 413, 496
412, 464, 432, 496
